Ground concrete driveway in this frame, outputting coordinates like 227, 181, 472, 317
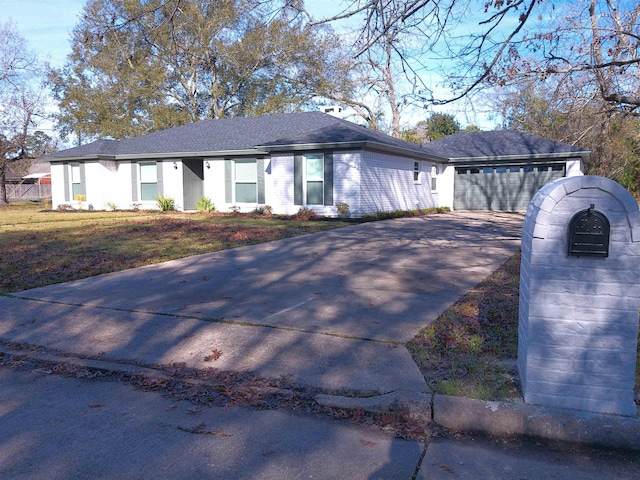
0, 211, 523, 397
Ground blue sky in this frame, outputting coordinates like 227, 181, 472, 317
1, 0, 85, 67
1, 0, 496, 134
1, 0, 345, 68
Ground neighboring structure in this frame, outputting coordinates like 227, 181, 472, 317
519, 176, 640, 416
6, 161, 52, 201
42, 112, 587, 214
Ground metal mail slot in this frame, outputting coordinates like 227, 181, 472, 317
568, 204, 610, 257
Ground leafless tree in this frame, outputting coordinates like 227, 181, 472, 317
295, 0, 639, 118
0, 21, 45, 204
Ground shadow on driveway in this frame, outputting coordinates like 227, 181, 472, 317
0, 212, 523, 395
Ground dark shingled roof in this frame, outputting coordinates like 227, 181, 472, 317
420, 130, 589, 161
44, 114, 590, 163
45, 112, 433, 161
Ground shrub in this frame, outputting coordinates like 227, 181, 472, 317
229, 205, 240, 214
196, 196, 216, 213
294, 207, 317, 220
106, 201, 118, 211
155, 195, 176, 211
253, 205, 273, 216
360, 206, 450, 221
336, 202, 350, 217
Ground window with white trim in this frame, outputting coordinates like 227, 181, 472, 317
431, 165, 437, 191
70, 163, 83, 199
139, 162, 158, 201
235, 160, 257, 203
414, 161, 421, 183
306, 153, 324, 205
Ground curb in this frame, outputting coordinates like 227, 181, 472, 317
316, 390, 640, 451
433, 394, 640, 451
315, 391, 431, 421
3, 345, 639, 451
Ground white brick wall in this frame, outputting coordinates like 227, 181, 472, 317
358, 151, 438, 214
50, 151, 447, 215
51, 160, 184, 211
518, 175, 640, 416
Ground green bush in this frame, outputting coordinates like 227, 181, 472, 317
155, 195, 176, 211
196, 196, 216, 213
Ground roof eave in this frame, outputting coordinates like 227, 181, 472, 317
45, 148, 269, 162
257, 141, 447, 162
446, 151, 591, 164
112, 149, 268, 160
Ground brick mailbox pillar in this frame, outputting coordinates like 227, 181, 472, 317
519, 175, 640, 416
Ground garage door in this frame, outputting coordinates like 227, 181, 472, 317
453, 164, 565, 211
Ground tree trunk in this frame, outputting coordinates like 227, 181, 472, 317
0, 163, 8, 205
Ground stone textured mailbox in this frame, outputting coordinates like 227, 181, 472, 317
519, 176, 640, 416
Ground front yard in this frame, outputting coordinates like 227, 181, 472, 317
3, 201, 638, 405
0, 202, 352, 293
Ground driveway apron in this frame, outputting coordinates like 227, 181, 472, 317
0, 212, 522, 396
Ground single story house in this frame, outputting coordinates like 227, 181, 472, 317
42, 112, 588, 214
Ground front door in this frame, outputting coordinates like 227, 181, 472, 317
182, 159, 204, 210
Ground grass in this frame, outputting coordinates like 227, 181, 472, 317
0, 202, 353, 293
408, 251, 522, 401
409, 251, 640, 403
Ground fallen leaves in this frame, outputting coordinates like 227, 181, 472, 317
204, 349, 223, 362
0, 340, 432, 441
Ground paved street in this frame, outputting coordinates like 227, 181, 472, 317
2, 367, 638, 479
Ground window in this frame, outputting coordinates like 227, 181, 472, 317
294, 153, 333, 206
235, 160, 257, 203
70, 163, 82, 199
306, 154, 324, 205
431, 165, 437, 191
414, 161, 420, 183
139, 162, 158, 201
